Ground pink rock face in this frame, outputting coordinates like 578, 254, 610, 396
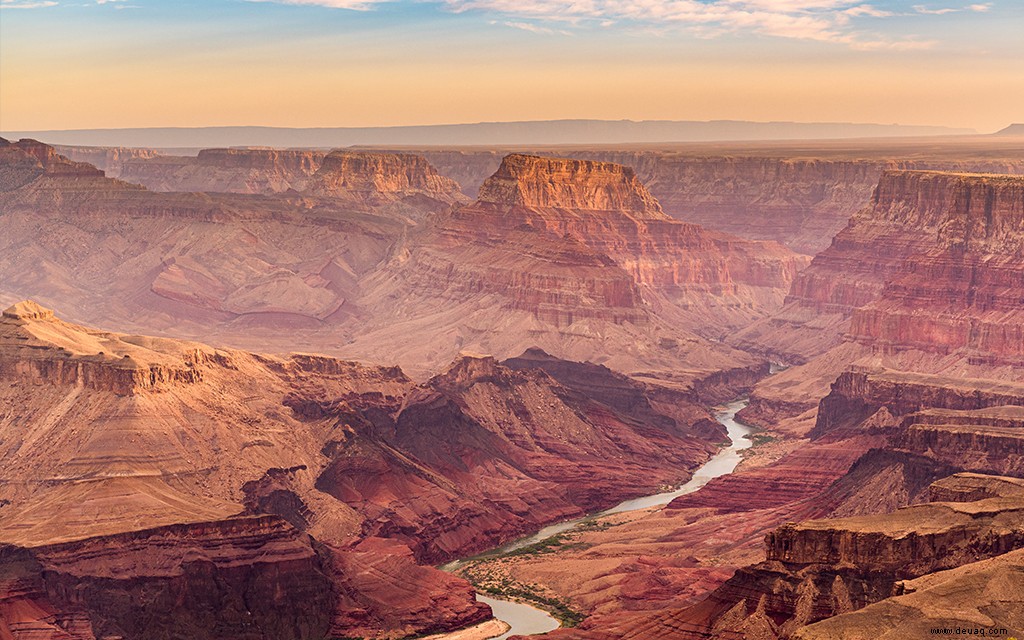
477, 153, 667, 217
410, 148, 1024, 254
453, 154, 807, 318
0, 516, 491, 640
846, 172, 1024, 364
736, 170, 1024, 365
305, 150, 466, 205
113, 147, 469, 206
115, 148, 327, 193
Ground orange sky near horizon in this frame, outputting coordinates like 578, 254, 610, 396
1, 0, 1021, 133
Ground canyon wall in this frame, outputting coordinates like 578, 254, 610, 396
408, 148, 1024, 254
735, 170, 1024, 373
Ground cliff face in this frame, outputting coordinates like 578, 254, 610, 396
53, 144, 164, 179
334, 153, 799, 375
1, 138, 105, 192
493, 154, 805, 290
381, 153, 804, 330
735, 170, 1024, 370
115, 148, 326, 193
812, 368, 1024, 440
304, 150, 467, 207
113, 147, 469, 209
407, 148, 1024, 254
847, 172, 1024, 365
0, 516, 491, 640
477, 153, 666, 216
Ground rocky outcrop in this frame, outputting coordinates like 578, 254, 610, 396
735, 170, 1024, 365
116, 149, 325, 193
1, 138, 105, 191
113, 147, 469, 210
407, 147, 1024, 254
811, 368, 1024, 441
0, 301, 216, 395
53, 145, 164, 179
657, 475, 1024, 639
477, 153, 665, 217
792, 547, 1024, 639
324, 536, 491, 638
847, 172, 1024, 364
304, 150, 466, 206
891, 407, 1024, 478
315, 353, 724, 563
364, 154, 805, 343
0, 516, 491, 640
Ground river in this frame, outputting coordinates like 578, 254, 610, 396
457, 399, 754, 639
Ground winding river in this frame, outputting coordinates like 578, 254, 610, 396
456, 399, 755, 639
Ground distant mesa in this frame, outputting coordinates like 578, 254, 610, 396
0, 119, 978, 148
304, 149, 466, 205
477, 153, 667, 217
994, 123, 1024, 136
1, 137, 105, 191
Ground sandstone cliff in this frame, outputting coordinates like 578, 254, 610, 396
737, 171, 1024, 364
403, 145, 1024, 254
304, 150, 467, 208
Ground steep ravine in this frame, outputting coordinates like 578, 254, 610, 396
448, 399, 754, 638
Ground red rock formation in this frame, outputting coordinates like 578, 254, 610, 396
477, 153, 665, 216
469, 155, 806, 301
405, 146, 1024, 254
0, 516, 491, 640
812, 368, 1024, 441
53, 144, 164, 179
304, 150, 467, 207
846, 172, 1024, 365
111, 147, 469, 212
114, 148, 325, 193
341, 153, 805, 374
737, 171, 1024, 366
314, 353, 724, 563
0, 302, 742, 637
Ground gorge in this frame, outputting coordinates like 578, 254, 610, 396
2, 132, 1024, 639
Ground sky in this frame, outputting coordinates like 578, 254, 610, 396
1, 0, 1021, 132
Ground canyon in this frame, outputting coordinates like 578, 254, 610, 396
0, 297, 733, 638
60, 137, 1024, 257
3, 133, 1024, 639
0, 138, 806, 379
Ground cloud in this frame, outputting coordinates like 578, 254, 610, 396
913, 2, 992, 14
0, 0, 58, 8
245, 0, 989, 49
503, 20, 572, 35
246, 0, 393, 10
849, 37, 937, 50
912, 4, 958, 13
842, 4, 893, 17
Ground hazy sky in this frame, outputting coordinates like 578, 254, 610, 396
1, 0, 1021, 132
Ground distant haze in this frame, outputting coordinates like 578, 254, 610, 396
0, 120, 977, 150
